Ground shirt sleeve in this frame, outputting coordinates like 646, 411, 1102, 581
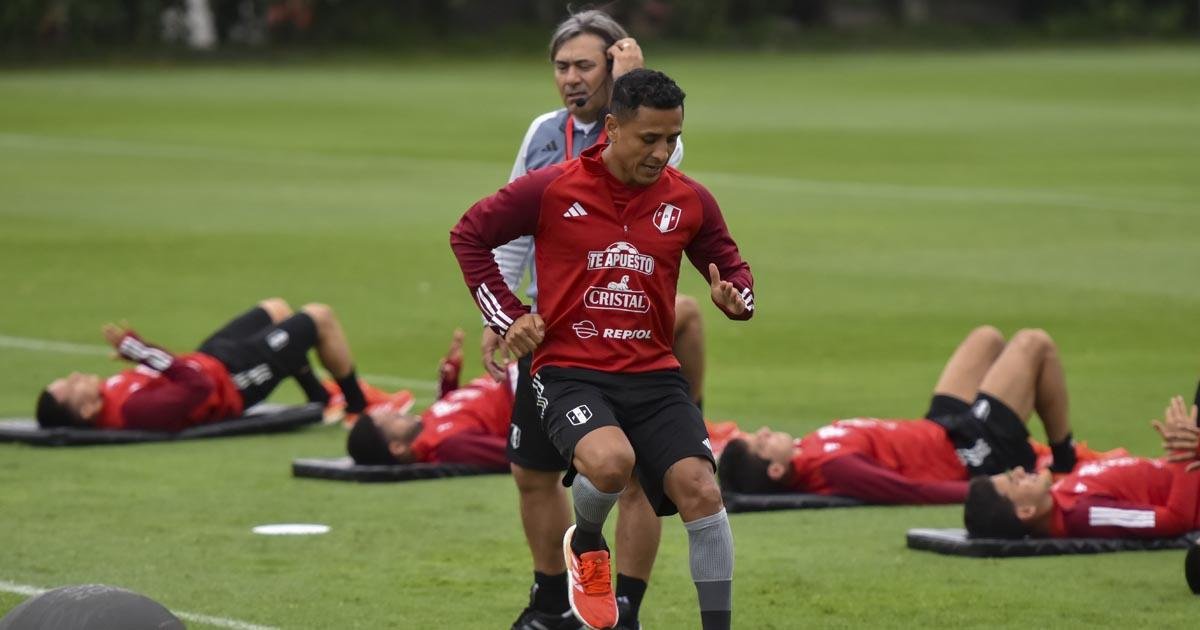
679, 176, 756, 320
819, 454, 968, 504
450, 166, 561, 336
1060, 465, 1200, 538
428, 433, 509, 469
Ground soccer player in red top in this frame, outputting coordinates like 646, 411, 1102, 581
452, 69, 752, 630
35, 298, 368, 432
966, 394, 1200, 539
718, 326, 1095, 504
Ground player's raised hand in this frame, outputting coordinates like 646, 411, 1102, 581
1152, 395, 1200, 467
440, 328, 465, 382
101, 321, 131, 359
481, 326, 512, 381
607, 37, 644, 80
708, 263, 747, 315
504, 314, 545, 358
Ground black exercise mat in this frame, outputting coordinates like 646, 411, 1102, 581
292, 456, 508, 482
0, 403, 322, 446
723, 491, 865, 513
906, 527, 1200, 558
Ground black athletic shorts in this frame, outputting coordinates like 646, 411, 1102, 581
534, 366, 714, 517
926, 393, 1036, 476
196, 306, 317, 409
506, 354, 569, 472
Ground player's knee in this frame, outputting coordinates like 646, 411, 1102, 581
678, 476, 724, 519
301, 303, 335, 328
258, 298, 293, 323
511, 464, 562, 494
576, 445, 635, 493
1012, 328, 1055, 358
674, 295, 701, 329
968, 325, 1005, 353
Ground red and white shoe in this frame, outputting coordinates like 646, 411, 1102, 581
563, 525, 618, 630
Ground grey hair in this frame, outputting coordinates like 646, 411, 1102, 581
548, 9, 629, 60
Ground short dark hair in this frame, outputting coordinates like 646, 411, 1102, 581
36, 389, 82, 428
346, 415, 399, 466
717, 438, 788, 494
610, 69, 685, 121
964, 476, 1033, 539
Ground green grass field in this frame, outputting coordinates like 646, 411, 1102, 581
1, 45, 1199, 628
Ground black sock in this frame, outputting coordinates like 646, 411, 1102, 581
531, 571, 569, 614
700, 610, 731, 630
336, 368, 366, 413
570, 528, 607, 556
616, 574, 647, 621
294, 363, 329, 405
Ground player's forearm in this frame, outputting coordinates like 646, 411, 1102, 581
121, 368, 214, 431
1165, 464, 1200, 529
115, 332, 177, 371
821, 456, 966, 504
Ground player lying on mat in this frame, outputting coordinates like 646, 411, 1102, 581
346, 295, 707, 468
717, 326, 1123, 504
964, 394, 1200, 539
36, 298, 368, 432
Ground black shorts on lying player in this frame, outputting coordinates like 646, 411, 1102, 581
535, 366, 713, 517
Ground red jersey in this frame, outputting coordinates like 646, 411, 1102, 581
410, 376, 515, 465
1047, 457, 1200, 538
789, 418, 969, 504
451, 144, 754, 375
97, 333, 242, 432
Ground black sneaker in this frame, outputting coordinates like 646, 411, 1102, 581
511, 606, 584, 630
614, 597, 642, 630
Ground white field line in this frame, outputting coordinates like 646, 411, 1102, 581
0, 334, 436, 391
0, 132, 1189, 216
0, 579, 279, 630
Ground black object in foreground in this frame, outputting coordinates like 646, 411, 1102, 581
0, 584, 183, 630
1186, 541, 1200, 594
907, 527, 1200, 558
0, 403, 322, 446
722, 491, 865, 513
291, 456, 508, 482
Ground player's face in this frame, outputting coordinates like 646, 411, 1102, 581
990, 466, 1052, 511
373, 412, 422, 447
605, 106, 682, 186
748, 426, 795, 465
48, 372, 103, 421
553, 33, 610, 123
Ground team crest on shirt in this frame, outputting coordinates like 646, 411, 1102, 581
652, 203, 682, 233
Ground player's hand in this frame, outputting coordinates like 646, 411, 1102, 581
708, 263, 747, 315
608, 37, 644, 80
1152, 395, 1200, 468
504, 314, 545, 358
481, 326, 513, 380
101, 321, 131, 359
439, 328, 465, 381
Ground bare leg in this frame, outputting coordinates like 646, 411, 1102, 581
978, 328, 1071, 442
513, 464, 571, 574
300, 303, 354, 379
673, 295, 705, 405
932, 325, 1005, 402
615, 476, 660, 581
257, 297, 292, 323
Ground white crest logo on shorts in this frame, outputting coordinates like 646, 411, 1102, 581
510, 425, 522, 449
652, 203, 682, 233
971, 399, 991, 422
266, 329, 290, 351
566, 405, 593, 426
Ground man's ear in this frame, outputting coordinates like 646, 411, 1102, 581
1015, 504, 1038, 522
79, 399, 103, 423
387, 441, 410, 461
767, 462, 787, 482
604, 113, 619, 141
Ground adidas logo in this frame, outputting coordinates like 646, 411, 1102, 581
563, 202, 588, 218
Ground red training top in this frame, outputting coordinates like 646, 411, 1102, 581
1047, 457, 1200, 538
410, 374, 515, 467
450, 144, 754, 375
789, 418, 970, 504
96, 332, 243, 432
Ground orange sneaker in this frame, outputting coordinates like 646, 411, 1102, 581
563, 525, 617, 630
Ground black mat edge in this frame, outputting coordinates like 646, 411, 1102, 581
723, 491, 865, 513
291, 456, 508, 483
906, 527, 1200, 558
